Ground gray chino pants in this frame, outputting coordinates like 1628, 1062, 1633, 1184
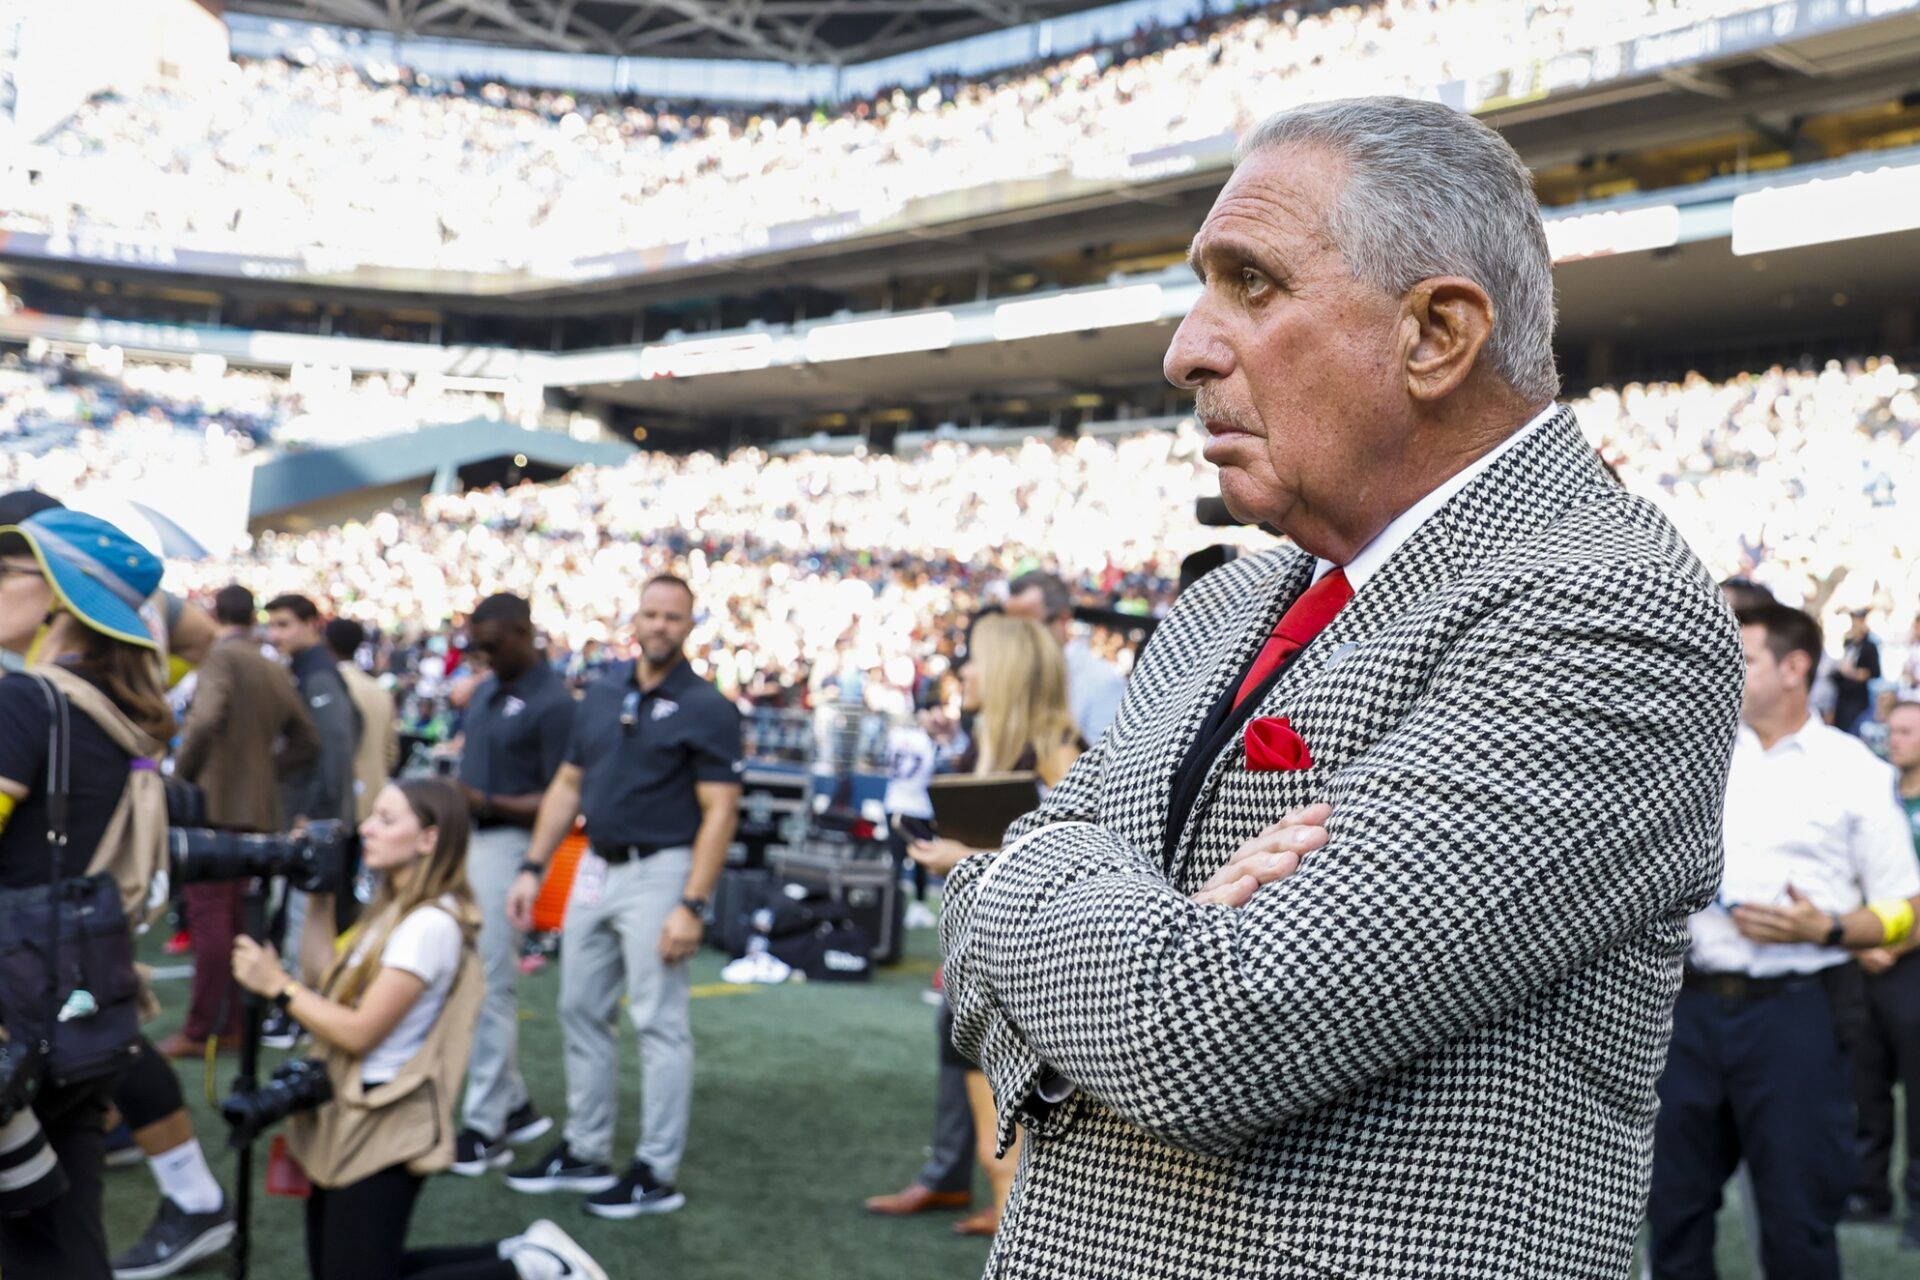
559, 846, 693, 1182
462, 824, 533, 1138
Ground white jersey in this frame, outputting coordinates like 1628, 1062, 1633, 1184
882, 725, 937, 820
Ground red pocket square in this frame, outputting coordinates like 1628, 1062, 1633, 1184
1244, 716, 1312, 771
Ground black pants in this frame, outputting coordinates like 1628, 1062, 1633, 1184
1649, 979, 1855, 1280
306, 1162, 516, 1280
0, 1077, 116, 1280
1852, 952, 1920, 1214
113, 1035, 187, 1129
917, 999, 973, 1194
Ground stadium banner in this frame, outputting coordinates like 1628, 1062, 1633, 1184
1447, 0, 1920, 114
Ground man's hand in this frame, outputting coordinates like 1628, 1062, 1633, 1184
459, 782, 490, 816
1858, 947, 1899, 976
1190, 803, 1331, 908
505, 869, 541, 933
658, 904, 703, 964
1731, 885, 1832, 945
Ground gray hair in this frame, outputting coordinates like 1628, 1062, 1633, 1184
1236, 96, 1559, 405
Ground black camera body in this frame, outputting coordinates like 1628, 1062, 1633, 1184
219, 1057, 333, 1148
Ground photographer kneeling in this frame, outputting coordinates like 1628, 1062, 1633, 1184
229, 777, 606, 1280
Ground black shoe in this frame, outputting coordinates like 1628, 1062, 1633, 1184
258, 1010, 298, 1050
111, 1197, 236, 1279
1843, 1193, 1894, 1225
449, 1127, 513, 1177
505, 1100, 555, 1145
582, 1160, 686, 1219
505, 1142, 618, 1195
1900, 1218, 1920, 1250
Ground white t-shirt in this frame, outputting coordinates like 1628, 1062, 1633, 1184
353, 897, 463, 1086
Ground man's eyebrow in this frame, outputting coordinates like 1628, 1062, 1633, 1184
1187, 234, 1276, 282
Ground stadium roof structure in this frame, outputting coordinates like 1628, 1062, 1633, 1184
226, 1, 1121, 66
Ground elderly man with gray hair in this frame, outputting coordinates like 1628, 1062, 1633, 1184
938, 97, 1743, 1279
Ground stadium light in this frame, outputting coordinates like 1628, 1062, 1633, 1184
804, 311, 956, 363
1731, 163, 1920, 255
992, 284, 1165, 343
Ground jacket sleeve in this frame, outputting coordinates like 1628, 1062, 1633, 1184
174, 651, 232, 782
277, 682, 323, 803
944, 557, 1741, 1158
940, 727, 1111, 1153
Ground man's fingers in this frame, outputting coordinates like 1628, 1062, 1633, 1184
1191, 873, 1259, 908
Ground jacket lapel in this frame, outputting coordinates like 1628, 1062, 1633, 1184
1161, 406, 1606, 878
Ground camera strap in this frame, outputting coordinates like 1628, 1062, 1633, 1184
27, 673, 71, 1056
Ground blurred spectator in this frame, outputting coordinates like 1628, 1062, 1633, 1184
1848, 700, 1920, 1248
1835, 610, 1884, 736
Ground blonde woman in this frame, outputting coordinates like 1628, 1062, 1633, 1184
231, 778, 606, 1280
909, 612, 1084, 1239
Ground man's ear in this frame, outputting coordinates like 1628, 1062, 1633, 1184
1401, 277, 1496, 403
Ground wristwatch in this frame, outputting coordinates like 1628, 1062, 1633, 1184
274, 979, 302, 1012
1823, 915, 1846, 948
680, 896, 709, 918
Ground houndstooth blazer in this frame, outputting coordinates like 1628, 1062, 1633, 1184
940, 407, 1744, 1280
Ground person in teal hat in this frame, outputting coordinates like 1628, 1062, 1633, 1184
1, 489, 240, 1279
0, 508, 178, 1280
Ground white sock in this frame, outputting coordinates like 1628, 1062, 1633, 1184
149, 1139, 224, 1215
508, 1245, 564, 1280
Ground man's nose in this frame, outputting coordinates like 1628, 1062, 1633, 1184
1163, 301, 1231, 389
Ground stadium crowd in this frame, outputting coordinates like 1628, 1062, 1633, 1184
5, 0, 1783, 269
6, 348, 1920, 707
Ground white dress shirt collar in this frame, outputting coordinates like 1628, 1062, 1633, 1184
1311, 402, 1561, 590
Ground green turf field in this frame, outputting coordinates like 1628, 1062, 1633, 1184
110, 918, 1913, 1280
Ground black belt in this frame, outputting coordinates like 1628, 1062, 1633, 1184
1682, 967, 1824, 1000
597, 842, 669, 865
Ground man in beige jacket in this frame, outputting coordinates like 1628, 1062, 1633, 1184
325, 618, 398, 824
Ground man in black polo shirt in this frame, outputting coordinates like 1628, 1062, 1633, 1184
450, 593, 574, 1175
505, 575, 742, 1218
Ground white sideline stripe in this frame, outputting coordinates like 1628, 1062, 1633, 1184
146, 964, 196, 982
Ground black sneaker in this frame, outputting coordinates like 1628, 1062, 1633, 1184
583, 1160, 685, 1219
504, 1100, 554, 1145
505, 1142, 618, 1195
449, 1127, 513, 1177
258, 1010, 298, 1051
111, 1197, 236, 1279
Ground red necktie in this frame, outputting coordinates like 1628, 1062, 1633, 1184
1232, 568, 1353, 708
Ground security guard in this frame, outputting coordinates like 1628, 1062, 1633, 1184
451, 593, 574, 1175
505, 575, 741, 1219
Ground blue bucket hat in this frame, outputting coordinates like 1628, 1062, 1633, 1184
0, 509, 163, 651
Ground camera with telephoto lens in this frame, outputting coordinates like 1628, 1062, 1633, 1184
0, 1040, 67, 1217
167, 822, 351, 895
163, 776, 350, 894
218, 1058, 333, 1147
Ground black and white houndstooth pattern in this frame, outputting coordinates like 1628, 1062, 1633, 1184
940, 408, 1744, 1280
